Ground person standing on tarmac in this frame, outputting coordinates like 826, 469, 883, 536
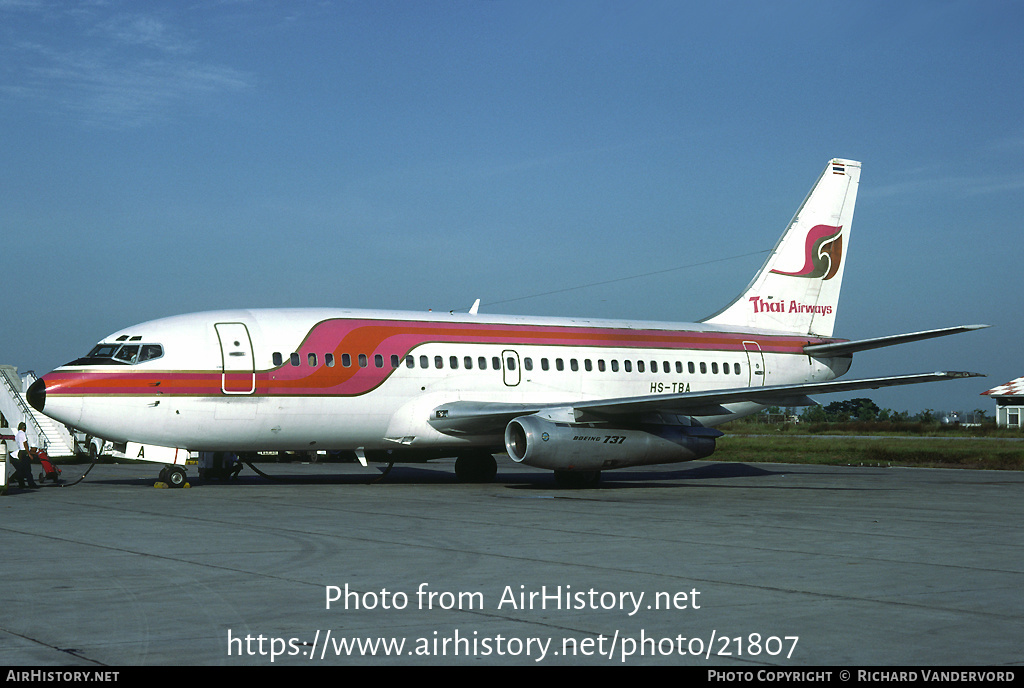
12, 422, 37, 489
0, 433, 7, 490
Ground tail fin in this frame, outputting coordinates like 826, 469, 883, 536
701, 158, 861, 337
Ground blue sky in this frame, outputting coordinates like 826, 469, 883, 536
2, 0, 1021, 416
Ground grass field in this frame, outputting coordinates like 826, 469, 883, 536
716, 422, 1024, 470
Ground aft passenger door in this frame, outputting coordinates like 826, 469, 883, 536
742, 341, 766, 387
215, 322, 256, 395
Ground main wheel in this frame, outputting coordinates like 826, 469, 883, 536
454, 453, 498, 483
553, 470, 601, 489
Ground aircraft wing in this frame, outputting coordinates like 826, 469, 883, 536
427, 371, 983, 436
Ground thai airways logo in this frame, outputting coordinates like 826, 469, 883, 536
770, 224, 843, 280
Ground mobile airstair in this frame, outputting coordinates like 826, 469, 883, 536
0, 365, 77, 458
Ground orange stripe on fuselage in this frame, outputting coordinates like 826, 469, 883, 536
46, 318, 837, 398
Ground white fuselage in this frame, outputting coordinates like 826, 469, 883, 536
36, 307, 849, 454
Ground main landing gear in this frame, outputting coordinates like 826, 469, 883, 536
454, 452, 498, 483
553, 470, 602, 489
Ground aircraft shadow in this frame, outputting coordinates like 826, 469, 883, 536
58, 460, 875, 492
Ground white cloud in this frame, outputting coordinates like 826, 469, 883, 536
0, 3, 254, 127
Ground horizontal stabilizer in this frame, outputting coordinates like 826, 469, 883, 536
804, 325, 989, 357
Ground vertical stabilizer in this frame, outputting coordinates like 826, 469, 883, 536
701, 158, 860, 337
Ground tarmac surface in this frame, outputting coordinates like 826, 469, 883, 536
1, 457, 1022, 666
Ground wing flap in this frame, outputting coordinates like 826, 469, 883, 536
577, 371, 982, 416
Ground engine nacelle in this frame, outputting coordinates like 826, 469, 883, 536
504, 414, 719, 471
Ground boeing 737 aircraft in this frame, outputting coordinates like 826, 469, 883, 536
28, 159, 985, 487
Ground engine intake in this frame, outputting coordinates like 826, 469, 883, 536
504, 414, 719, 471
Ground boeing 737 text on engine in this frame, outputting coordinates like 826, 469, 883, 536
28, 159, 986, 487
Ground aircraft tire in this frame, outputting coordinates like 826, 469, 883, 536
553, 470, 601, 489
454, 453, 497, 483
166, 466, 187, 488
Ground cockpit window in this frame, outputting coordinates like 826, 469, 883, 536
69, 343, 163, 366
86, 344, 120, 359
113, 344, 140, 364
139, 344, 163, 362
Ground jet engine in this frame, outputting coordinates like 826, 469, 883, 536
504, 414, 720, 471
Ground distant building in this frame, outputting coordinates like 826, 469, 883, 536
981, 377, 1024, 429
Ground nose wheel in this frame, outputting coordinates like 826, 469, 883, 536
158, 466, 188, 488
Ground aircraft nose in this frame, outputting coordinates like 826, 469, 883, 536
27, 378, 46, 413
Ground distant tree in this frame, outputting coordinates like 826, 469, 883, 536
800, 405, 827, 422
824, 401, 852, 421
856, 399, 880, 421
822, 398, 880, 421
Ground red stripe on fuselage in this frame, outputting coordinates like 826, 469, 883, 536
45, 318, 833, 398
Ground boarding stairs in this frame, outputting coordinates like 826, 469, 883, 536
0, 365, 77, 458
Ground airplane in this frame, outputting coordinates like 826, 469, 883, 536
27, 158, 986, 488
